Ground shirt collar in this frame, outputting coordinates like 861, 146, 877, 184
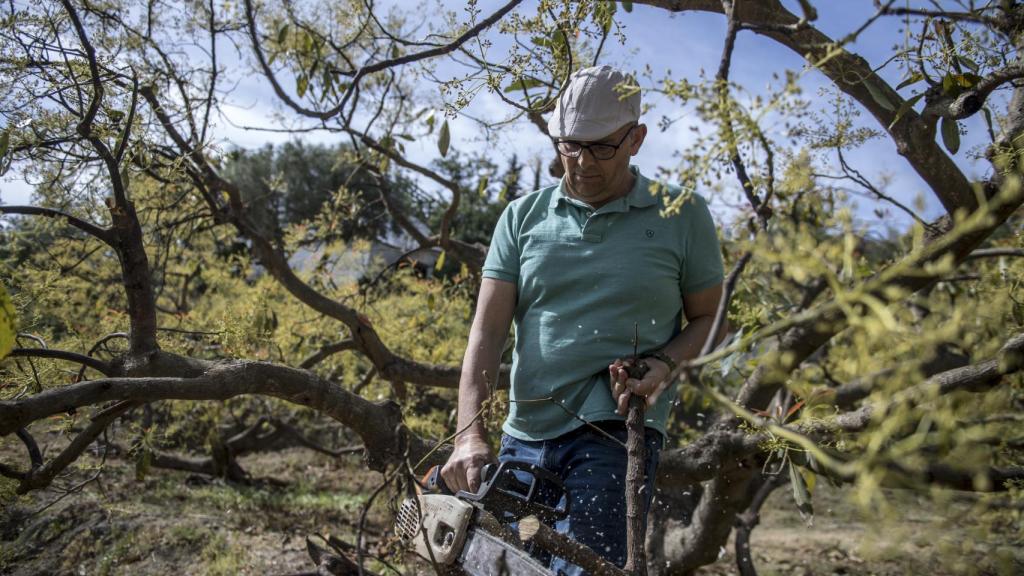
552, 165, 659, 212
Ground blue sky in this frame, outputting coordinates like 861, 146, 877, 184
0, 0, 999, 234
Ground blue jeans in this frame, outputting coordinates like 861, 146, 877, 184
497, 422, 664, 576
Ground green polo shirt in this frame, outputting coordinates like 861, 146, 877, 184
482, 166, 724, 441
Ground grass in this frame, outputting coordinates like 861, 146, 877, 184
2, 429, 1021, 575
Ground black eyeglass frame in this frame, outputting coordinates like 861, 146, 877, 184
553, 124, 637, 161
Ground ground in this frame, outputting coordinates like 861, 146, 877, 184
0, 429, 1020, 575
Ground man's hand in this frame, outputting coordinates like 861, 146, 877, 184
441, 434, 495, 494
608, 357, 672, 415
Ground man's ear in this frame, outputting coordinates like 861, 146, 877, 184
630, 124, 648, 155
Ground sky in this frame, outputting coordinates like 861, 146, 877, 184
0, 0, 1000, 234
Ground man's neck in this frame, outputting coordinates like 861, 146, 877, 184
581, 172, 636, 210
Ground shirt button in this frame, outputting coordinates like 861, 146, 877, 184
586, 211, 593, 218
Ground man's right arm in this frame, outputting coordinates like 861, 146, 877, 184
441, 277, 516, 493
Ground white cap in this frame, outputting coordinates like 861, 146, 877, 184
547, 65, 640, 141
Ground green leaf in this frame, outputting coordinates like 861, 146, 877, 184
956, 73, 982, 89
530, 36, 551, 49
789, 461, 814, 525
296, 74, 308, 98
477, 175, 489, 198
503, 77, 545, 94
888, 93, 923, 130
434, 250, 446, 272
438, 119, 450, 157
551, 29, 567, 52
424, 110, 436, 133
277, 24, 289, 44
941, 116, 960, 154
863, 78, 895, 112
594, 0, 616, 33
0, 281, 17, 359
957, 55, 979, 73
895, 72, 924, 91
800, 468, 817, 494
942, 73, 956, 95
622, 1, 633, 12
982, 106, 995, 137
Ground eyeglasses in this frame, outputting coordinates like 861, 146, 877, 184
554, 125, 636, 161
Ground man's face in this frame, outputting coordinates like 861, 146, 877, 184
558, 122, 647, 207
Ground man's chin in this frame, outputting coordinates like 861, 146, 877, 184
569, 181, 605, 199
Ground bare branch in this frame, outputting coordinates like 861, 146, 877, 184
17, 428, 43, 469
735, 472, 786, 576
59, 0, 103, 134
632, 0, 976, 214
699, 251, 750, 358
966, 247, 1024, 260
16, 400, 140, 493
0, 205, 114, 246
299, 340, 357, 370
0, 360, 431, 473
243, 0, 524, 121
8, 347, 113, 376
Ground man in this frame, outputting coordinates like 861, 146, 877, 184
442, 65, 726, 575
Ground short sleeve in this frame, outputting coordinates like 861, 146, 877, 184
681, 194, 724, 294
482, 203, 520, 282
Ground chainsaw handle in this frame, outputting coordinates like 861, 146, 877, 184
457, 461, 569, 523
424, 461, 569, 524
422, 463, 497, 496
422, 465, 455, 495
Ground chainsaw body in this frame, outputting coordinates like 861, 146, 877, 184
395, 461, 569, 573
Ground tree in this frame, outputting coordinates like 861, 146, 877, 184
0, 1, 1022, 574
427, 150, 524, 247
222, 140, 410, 241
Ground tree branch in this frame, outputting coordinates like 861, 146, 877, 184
243, 0, 523, 121
16, 400, 140, 493
923, 63, 1024, 121
8, 348, 113, 376
0, 360, 434, 474
0, 205, 114, 246
299, 340, 356, 370
631, 0, 976, 214
966, 247, 1024, 260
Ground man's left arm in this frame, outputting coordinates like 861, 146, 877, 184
609, 283, 728, 414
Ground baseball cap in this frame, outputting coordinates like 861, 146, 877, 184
547, 65, 641, 141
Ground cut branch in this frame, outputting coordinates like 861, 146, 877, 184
518, 515, 628, 576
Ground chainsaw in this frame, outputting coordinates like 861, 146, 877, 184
394, 461, 569, 575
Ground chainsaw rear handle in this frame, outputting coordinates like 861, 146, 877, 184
423, 461, 569, 524
422, 462, 517, 496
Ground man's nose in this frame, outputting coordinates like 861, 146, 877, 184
578, 147, 599, 169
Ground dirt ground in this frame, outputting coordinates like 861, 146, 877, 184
1, 431, 1020, 576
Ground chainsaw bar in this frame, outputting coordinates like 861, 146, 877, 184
456, 525, 553, 576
